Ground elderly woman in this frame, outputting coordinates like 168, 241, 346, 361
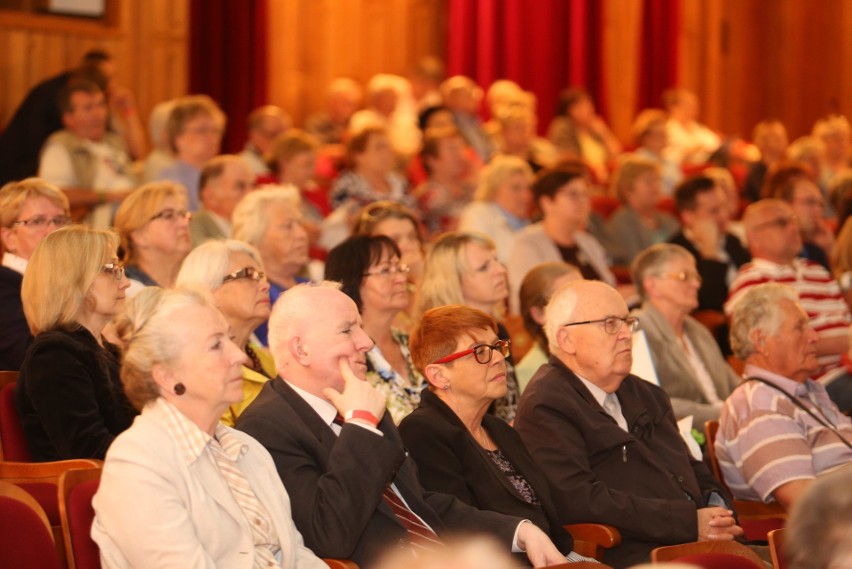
354, 200, 425, 285
92, 286, 325, 569
507, 161, 620, 314
458, 154, 534, 262
261, 129, 328, 223
515, 262, 581, 393
156, 94, 226, 211
16, 225, 136, 461
606, 155, 680, 266
630, 243, 739, 426
114, 181, 192, 296
176, 240, 275, 426
399, 304, 593, 564
0, 178, 70, 370
232, 187, 310, 347
325, 235, 425, 423
322, 127, 412, 250
632, 109, 682, 196
417, 231, 520, 422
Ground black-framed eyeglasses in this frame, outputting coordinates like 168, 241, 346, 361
562, 316, 639, 335
363, 263, 410, 278
11, 215, 71, 229
101, 262, 126, 281
150, 208, 192, 222
752, 214, 798, 232
222, 267, 266, 284
654, 271, 703, 285
432, 339, 511, 365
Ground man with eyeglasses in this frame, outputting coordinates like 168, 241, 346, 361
726, 199, 852, 412
237, 282, 567, 568
0, 179, 71, 370
515, 279, 741, 568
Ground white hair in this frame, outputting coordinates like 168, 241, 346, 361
231, 185, 302, 248
729, 283, 800, 360
543, 282, 581, 353
176, 239, 265, 291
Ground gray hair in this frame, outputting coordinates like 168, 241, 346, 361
630, 243, 693, 299
176, 239, 265, 291
231, 185, 301, 248
729, 283, 799, 360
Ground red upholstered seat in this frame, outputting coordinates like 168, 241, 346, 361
0, 376, 31, 461
673, 553, 764, 569
60, 467, 103, 569
0, 481, 63, 569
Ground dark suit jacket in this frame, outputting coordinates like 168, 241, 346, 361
668, 230, 750, 313
0, 266, 31, 371
514, 357, 729, 569
236, 378, 522, 567
399, 390, 574, 553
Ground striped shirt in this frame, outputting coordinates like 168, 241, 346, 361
715, 364, 852, 503
724, 258, 851, 380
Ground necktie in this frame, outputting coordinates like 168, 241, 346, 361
381, 486, 442, 550
603, 393, 629, 432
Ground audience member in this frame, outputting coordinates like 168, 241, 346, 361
508, 162, 618, 314
547, 87, 622, 184
325, 235, 425, 424
606, 155, 680, 266
354, 200, 425, 287
441, 75, 494, 162
765, 164, 834, 268
400, 304, 597, 563
240, 105, 292, 176
786, 466, 852, 569
236, 282, 566, 568
414, 126, 475, 236
114, 181, 192, 295
516, 262, 581, 393
232, 187, 309, 347
263, 129, 328, 221
788, 135, 828, 198
632, 109, 682, 195
190, 155, 253, 247
496, 106, 554, 173
157, 95, 226, 211
716, 283, 852, 509
630, 244, 739, 426
458, 154, 534, 262
418, 232, 521, 422
16, 225, 136, 461
662, 88, 721, 165
813, 114, 851, 186
305, 77, 363, 146
704, 166, 746, 245
514, 279, 741, 568
176, 240, 275, 426
829, 168, 852, 226
141, 99, 177, 182
743, 119, 789, 202
92, 286, 324, 569
726, 199, 852, 411
38, 77, 136, 227
0, 178, 70, 370
408, 56, 445, 112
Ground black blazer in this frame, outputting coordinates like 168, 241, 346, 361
514, 357, 730, 569
236, 377, 521, 567
15, 327, 136, 461
0, 266, 30, 371
399, 389, 574, 553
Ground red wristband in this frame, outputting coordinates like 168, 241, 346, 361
344, 409, 379, 427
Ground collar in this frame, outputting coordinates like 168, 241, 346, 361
574, 373, 610, 408
494, 204, 528, 231
288, 381, 339, 427
1, 252, 27, 274
743, 363, 815, 398
147, 398, 247, 464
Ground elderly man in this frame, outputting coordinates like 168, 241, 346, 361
716, 283, 852, 511
725, 199, 852, 411
239, 105, 291, 176
37, 78, 136, 227
514, 279, 741, 568
236, 282, 565, 568
190, 155, 253, 246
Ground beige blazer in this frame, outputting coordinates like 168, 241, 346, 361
92, 404, 326, 569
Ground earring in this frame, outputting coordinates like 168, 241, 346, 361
442, 383, 450, 390
174, 382, 186, 396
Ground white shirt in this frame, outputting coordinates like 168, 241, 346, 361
1, 252, 27, 274
576, 373, 629, 432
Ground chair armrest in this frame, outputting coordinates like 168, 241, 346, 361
733, 499, 787, 520
323, 559, 359, 569
564, 523, 621, 560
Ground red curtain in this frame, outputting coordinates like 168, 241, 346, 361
189, 0, 268, 154
637, 0, 680, 113
447, 0, 606, 135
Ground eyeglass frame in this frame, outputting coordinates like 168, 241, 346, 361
654, 271, 703, 285
363, 263, 411, 278
101, 262, 126, 281
222, 266, 266, 284
562, 316, 640, 335
150, 208, 192, 222
11, 215, 72, 229
432, 339, 512, 365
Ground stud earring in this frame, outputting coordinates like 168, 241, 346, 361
174, 382, 186, 396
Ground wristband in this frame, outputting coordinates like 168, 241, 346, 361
344, 409, 379, 427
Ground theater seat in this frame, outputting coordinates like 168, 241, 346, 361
651, 540, 766, 568
0, 480, 63, 569
0, 371, 30, 461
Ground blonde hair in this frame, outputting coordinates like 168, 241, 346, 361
417, 231, 496, 316
610, 154, 660, 203
114, 286, 215, 410
176, 239, 265, 291
113, 182, 189, 265
22, 225, 119, 335
231, 186, 302, 248
0, 178, 69, 229
631, 109, 667, 144
474, 154, 533, 202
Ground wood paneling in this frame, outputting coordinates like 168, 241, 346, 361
0, 0, 188, 141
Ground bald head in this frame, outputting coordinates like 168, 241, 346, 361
743, 199, 802, 264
